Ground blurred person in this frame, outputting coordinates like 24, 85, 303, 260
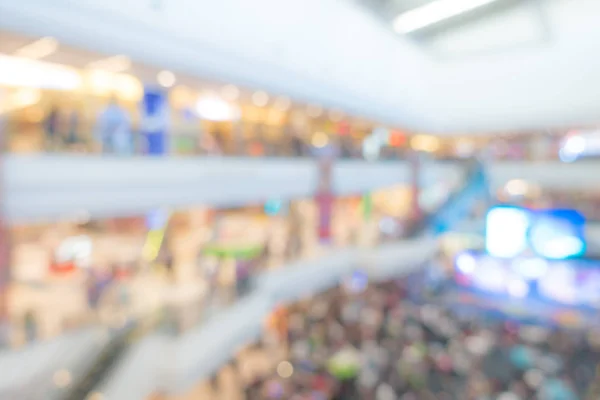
44, 106, 61, 151
290, 131, 306, 157
95, 97, 132, 155
64, 106, 82, 151
23, 310, 37, 343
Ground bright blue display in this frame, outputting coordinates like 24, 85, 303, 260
485, 206, 586, 260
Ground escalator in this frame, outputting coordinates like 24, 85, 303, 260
62, 324, 136, 400
61, 313, 164, 400
408, 160, 489, 237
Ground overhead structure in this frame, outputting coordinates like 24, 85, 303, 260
1, 0, 600, 133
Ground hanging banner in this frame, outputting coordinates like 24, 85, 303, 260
141, 87, 169, 155
316, 158, 334, 243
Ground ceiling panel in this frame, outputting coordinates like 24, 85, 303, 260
1, 0, 600, 134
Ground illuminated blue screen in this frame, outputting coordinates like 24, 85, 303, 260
485, 206, 586, 260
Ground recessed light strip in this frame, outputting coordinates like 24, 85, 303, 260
393, 0, 501, 34
13, 37, 59, 60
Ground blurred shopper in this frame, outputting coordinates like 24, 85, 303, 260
64, 107, 82, 151
23, 310, 37, 343
44, 106, 61, 151
252, 267, 600, 400
95, 98, 132, 155
290, 131, 305, 157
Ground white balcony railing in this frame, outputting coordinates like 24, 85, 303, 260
4, 155, 464, 224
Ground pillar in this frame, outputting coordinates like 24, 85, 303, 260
409, 150, 422, 222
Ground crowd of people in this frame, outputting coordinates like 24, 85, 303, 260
245, 268, 600, 400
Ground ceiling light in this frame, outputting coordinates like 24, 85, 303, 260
196, 96, 240, 121
221, 84, 240, 101
252, 91, 269, 107
87, 55, 131, 73
274, 96, 291, 111
393, 0, 500, 34
14, 37, 58, 60
157, 70, 176, 88
0, 54, 81, 90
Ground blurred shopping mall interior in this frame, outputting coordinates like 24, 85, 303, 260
1, 0, 600, 399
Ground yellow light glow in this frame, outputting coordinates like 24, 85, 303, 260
113, 74, 143, 101
266, 109, 284, 126
312, 132, 329, 148
85, 69, 115, 96
26, 107, 45, 123
12, 88, 42, 108
411, 135, 440, 152
252, 91, 269, 107
171, 85, 193, 109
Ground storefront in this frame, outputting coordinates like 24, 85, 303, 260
0, 45, 383, 158
5, 207, 210, 346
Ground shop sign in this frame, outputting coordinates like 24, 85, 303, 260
141, 86, 169, 155
51, 235, 92, 273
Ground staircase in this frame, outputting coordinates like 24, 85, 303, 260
62, 324, 136, 400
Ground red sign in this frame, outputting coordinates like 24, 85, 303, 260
389, 131, 406, 147
49, 260, 77, 274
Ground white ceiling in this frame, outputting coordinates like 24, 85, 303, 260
0, 0, 599, 134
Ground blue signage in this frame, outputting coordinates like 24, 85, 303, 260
141, 87, 169, 155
